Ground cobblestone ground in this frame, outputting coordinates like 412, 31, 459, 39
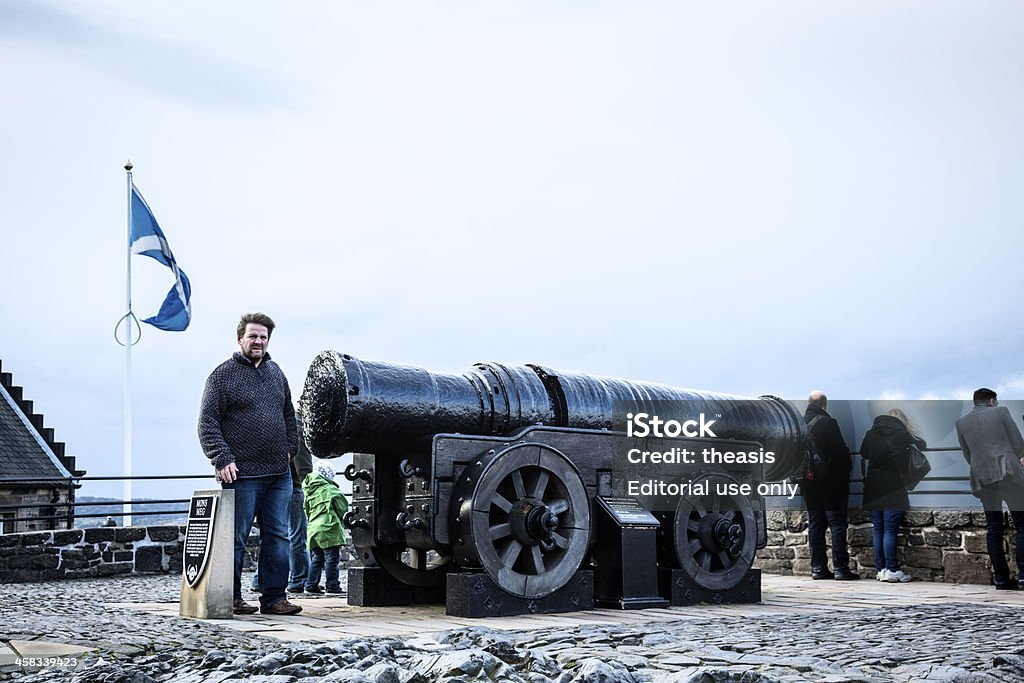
3, 574, 1024, 683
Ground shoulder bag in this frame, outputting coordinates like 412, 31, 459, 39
899, 443, 931, 491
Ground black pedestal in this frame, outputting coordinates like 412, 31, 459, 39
659, 567, 761, 606
593, 497, 669, 610
347, 566, 446, 606
446, 570, 594, 617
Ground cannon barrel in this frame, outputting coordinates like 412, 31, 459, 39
301, 351, 806, 480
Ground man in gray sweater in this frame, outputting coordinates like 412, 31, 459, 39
199, 312, 302, 615
955, 387, 1024, 590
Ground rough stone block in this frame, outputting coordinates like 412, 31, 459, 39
906, 531, 925, 546
135, 546, 164, 572
848, 526, 873, 547
784, 534, 805, 546
905, 566, 941, 582
114, 528, 146, 543
757, 559, 793, 575
97, 562, 133, 576
963, 532, 988, 554
943, 553, 992, 585
934, 511, 973, 529
114, 551, 134, 563
0, 535, 18, 548
13, 569, 41, 582
20, 532, 51, 547
766, 512, 786, 531
767, 546, 795, 560
168, 552, 183, 573
102, 552, 113, 563
924, 530, 962, 548
766, 532, 785, 546
792, 559, 813, 575
786, 514, 808, 533
904, 511, 933, 527
42, 569, 65, 581
7, 555, 31, 569
52, 530, 83, 546
903, 546, 943, 569
59, 559, 89, 570
972, 511, 989, 526
30, 554, 59, 570
793, 545, 811, 559
147, 526, 180, 542
855, 549, 876, 568
84, 528, 116, 544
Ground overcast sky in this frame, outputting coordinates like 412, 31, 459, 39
2, 2, 1023, 503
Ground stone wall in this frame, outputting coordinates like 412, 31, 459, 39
0, 526, 186, 583
760, 509, 1004, 584
4, 512, 1006, 585
0, 525, 340, 584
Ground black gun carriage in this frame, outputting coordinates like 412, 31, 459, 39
301, 351, 807, 616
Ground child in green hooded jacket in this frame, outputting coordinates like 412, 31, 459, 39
302, 462, 349, 593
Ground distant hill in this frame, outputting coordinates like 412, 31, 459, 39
75, 496, 188, 528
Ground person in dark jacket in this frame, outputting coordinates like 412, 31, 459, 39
802, 391, 858, 580
860, 408, 925, 583
198, 312, 302, 616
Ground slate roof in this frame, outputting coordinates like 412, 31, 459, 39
0, 358, 81, 487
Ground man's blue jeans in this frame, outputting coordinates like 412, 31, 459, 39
224, 472, 291, 608
871, 510, 904, 572
251, 486, 310, 591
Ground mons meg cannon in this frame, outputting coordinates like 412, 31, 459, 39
300, 351, 807, 617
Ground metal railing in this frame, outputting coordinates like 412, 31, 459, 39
1, 474, 212, 527
3, 446, 980, 528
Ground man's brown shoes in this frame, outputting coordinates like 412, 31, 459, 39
260, 599, 303, 615
233, 598, 259, 615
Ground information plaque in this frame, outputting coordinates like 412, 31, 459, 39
595, 496, 660, 527
183, 495, 217, 588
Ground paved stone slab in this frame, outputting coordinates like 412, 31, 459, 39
0, 645, 17, 673
7, 641, 93, 657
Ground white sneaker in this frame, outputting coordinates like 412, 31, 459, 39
876, 569, 889, 581
885, 569, 912, 583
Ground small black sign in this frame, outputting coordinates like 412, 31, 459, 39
184, 495, 217, 588
595, 496, 660, 527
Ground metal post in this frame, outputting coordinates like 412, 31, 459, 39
124, 160, 134, 526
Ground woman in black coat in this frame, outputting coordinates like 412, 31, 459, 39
860, 408, 926, 583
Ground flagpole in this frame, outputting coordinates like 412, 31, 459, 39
124, 160, 134, 527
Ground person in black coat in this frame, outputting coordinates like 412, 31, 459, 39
802, 391, 858, 580
860, 408, 926, 583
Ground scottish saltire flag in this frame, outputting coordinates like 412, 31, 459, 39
129, 184, 192, 331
